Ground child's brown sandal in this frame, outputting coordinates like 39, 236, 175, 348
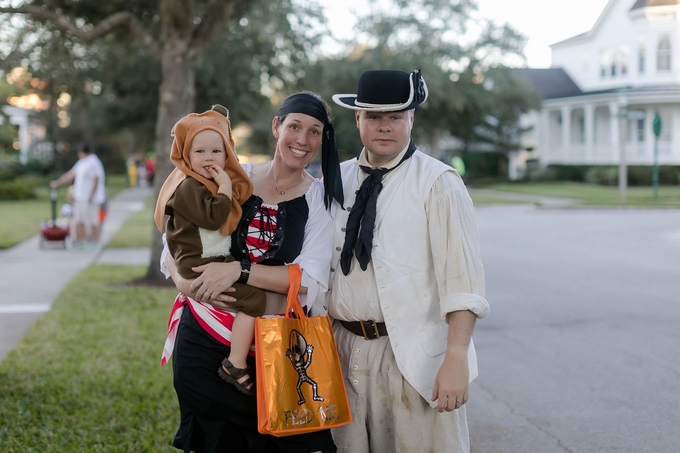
218, 358, 255, 396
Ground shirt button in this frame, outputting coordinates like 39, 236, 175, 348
352, 364, 359, 370
336, 247, 341, 251
354, 348, 360, 354
352, 379, 359, 385
347, 206, 352, 212
341, 227, 346, 232
330, 268, 335, 272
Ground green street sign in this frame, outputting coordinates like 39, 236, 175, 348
653, 112, 662, 138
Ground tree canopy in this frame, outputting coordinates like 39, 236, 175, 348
0, 0, 541, 279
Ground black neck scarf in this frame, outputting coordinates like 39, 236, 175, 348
278, 93, 344, 210
340, 138, 417, 275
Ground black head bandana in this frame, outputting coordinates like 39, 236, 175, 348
278, 93, 344, 210
340, 138, 417, 275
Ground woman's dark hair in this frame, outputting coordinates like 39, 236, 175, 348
276, 91, 331, 126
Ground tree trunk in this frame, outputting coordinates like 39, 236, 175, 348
144, 27, 195, 282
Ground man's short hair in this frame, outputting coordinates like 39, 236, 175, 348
77, 143, 91, 154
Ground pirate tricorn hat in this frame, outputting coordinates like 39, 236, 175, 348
332, 69, 428, 112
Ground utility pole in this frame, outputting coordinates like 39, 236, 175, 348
617, 89, 628, 204
653, 112, 662, 201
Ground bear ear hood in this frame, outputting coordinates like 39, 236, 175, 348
154, 105, 254, 236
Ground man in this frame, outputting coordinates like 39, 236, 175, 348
50, 143, 106, 247
328, 69, 489, 453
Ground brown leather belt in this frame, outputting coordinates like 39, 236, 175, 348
340, 320, 388, 340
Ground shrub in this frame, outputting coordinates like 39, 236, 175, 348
628, 165, 680, 185
460, 150, 508, 182
585, 166, 619, 186
0, 177, 42, 200
546, 165, 589, 182
526, 166, 559, 182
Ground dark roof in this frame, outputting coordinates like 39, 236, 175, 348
631, 0, 680, 10
509, 68, 583, 99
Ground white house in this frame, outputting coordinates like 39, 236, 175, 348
1, 105, 52, 164
513, 0, 680, 175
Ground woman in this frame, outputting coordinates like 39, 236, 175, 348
159, 92, 343, 453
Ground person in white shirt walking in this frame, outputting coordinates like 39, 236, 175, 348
328, 69, 490, 453
51, 143, 106, 247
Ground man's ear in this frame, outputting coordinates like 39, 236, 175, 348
355, 110, 362, 129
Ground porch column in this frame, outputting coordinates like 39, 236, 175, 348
584, 103, 594, 163
540, 109, 550, 166
561, 106, 571, 163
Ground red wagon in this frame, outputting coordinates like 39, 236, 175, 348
39, 189, 71, 249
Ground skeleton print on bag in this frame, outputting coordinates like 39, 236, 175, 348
286, 329, 324, 405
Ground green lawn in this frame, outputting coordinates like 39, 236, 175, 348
0, 265, 179, 452
0, 175, 130, 249
468, 194, 527, 205
106, 199, 155, 249
475, 181, 680, 207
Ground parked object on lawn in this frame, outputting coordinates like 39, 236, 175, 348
39, 189, 71, 249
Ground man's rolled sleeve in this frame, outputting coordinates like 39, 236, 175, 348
426, 170, 489, 323
439, 292, 490, 321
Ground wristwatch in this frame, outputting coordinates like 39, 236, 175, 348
237, 259, 251, 284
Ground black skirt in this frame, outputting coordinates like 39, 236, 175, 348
172, 307, 336, 453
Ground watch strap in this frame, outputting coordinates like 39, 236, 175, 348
237, 259, 251, 284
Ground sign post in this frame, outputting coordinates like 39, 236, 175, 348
652, 112, 662, 201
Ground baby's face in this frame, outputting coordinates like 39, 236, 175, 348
189, 130, 226, 180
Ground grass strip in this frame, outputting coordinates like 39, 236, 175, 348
477, 182, 680, 206
106, 200, 154, 249
0, 265, 179, 452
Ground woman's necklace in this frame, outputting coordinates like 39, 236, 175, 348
268, 163, 305, 195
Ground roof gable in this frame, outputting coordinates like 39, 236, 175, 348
510, 68, 583, 99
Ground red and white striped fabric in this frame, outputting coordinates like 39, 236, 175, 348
160, 293, 286, 366
160, 293, 242, 366
245, 204, 278, 263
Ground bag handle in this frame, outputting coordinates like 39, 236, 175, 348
285, 263, 307, 319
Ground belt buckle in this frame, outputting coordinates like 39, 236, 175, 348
359, 320, 380, 340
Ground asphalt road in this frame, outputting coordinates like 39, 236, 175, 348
467, 205, 680, 453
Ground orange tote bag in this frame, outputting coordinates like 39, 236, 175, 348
255, 264, 352, 437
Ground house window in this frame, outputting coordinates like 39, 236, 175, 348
657, 36, 671, 71
611, 52, 617, 76
638, 42, 645, 73
619, 47, 629, 76
636, 119, 645, 142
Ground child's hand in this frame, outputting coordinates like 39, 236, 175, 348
209, 165, 232, 188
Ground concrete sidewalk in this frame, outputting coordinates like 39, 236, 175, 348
0, 186, 153, 363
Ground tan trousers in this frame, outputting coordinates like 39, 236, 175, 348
331, 321, 470, 453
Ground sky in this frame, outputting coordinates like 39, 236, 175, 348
322, 0, 612, 68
